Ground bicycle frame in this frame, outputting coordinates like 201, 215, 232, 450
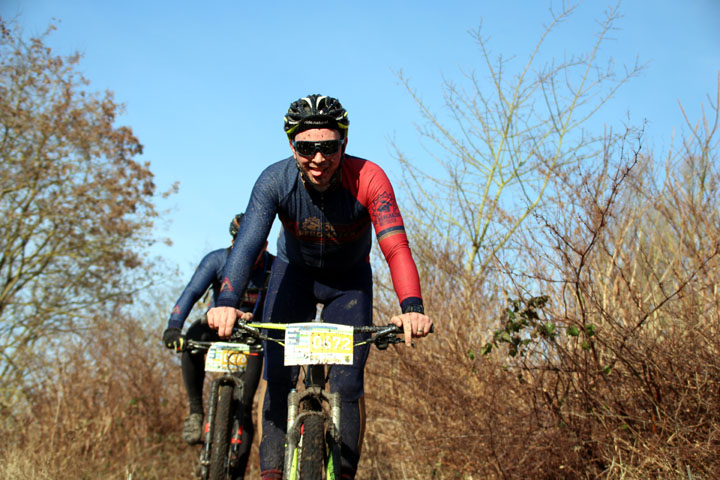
284, 363, 343, 478
235, 319, 405, 480
200, 374, 244, 477
184, 338, 262, 480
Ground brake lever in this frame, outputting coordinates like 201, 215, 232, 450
373, 333, 410, 350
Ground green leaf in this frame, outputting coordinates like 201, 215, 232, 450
480, 344, 492, 355
467, 349, 476, 360
567, 325, 580, 336
544, 322, 556, 336
581, 340, 591, 350
585, 324, 596, 337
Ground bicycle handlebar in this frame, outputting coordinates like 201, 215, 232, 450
199, 312, 434, 349
178, 338, 263, 354
233, 321, 433, 349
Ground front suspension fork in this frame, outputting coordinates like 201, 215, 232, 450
283, 386, 342, 478
199, 375, 244, 477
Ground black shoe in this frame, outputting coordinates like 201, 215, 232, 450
182, 413, 203, 445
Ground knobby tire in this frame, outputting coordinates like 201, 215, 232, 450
209, 384, 233, 480
299, 414, 325, 479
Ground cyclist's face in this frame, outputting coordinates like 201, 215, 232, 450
291, 128, 345, 192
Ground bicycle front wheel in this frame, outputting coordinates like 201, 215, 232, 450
298, 414, 325, 479
209, 384, 233, 480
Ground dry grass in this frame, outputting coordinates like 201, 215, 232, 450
0, 312, 253, 479
358, 111, 720, 479
2, 104, 719, 479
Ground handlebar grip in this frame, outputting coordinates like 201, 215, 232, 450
392, 323, 434, 333
384, 323, 434, 334
172, 335, 188, 353
200, 311, 250, 326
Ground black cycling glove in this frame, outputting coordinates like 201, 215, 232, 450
162, 327, 185, 351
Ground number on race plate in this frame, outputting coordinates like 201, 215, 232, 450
205, 343, 250, 373
284, 323, 354, 366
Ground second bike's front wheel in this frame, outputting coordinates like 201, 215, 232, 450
298, 414, 325, 479
208, 384, 233, 480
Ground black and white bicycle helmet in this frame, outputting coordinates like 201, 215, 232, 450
283, 94, 349, 140
229, 213, 244, 238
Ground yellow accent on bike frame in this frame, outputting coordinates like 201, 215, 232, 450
288, 446, 299, 479
244, 322, 287, 346
246, 322, 287, 330
327, 444, 336, 479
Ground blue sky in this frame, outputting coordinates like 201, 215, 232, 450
2, 0, 718, 280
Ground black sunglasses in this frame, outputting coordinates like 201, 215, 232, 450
293, 139, 344, 157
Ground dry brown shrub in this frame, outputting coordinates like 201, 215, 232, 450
363, 84, 720, 479
0, 311, 219, 479
365, 241, 589, 479
511, 104, 720, 478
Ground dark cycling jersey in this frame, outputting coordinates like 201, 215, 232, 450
168, 248, 274, 329
215, 155, 423, 312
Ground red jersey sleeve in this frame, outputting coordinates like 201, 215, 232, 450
352, 158, 423, 307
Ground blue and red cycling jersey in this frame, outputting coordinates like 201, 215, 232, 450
215, 154, 422, 312
168, 248, 274, 329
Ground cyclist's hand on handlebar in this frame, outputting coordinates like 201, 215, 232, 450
162, 327, 185, 352
390, 312, 433, 347
207, 306, 253, 338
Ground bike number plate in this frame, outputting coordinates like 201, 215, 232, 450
205, 343, 250, 373
284, 323, 353, 366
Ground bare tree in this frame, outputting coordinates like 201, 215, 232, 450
0, 20, 165, 411
396, 2, 643, 281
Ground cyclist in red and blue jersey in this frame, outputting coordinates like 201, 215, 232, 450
163, 213, 274, 476
207, 94, 433, 479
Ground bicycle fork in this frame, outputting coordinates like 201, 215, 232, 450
199, 375, 245, 476
284, 385, 342, 479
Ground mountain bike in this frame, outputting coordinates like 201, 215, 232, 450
233, 316, 421, 480
181, 335, 262, 480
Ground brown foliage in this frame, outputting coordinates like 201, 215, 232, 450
0, 19, 164, 411
0, 293, 268, 479
2, 123, 718, 478
3, 13, 720, 480
0, 314, 189, 479
362, 77, 720, 479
